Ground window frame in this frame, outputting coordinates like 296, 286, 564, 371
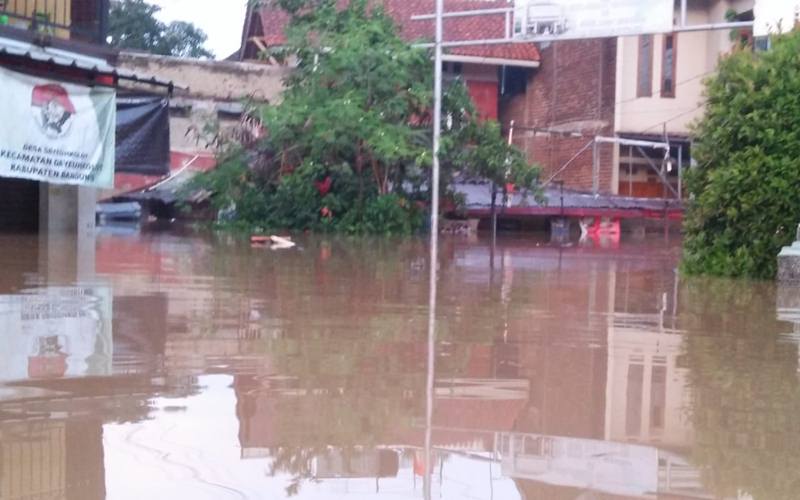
661, 33, 678, 98
636, 34, 654, 98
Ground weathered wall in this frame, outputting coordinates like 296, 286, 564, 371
501, 38, 617, 193
118, 52, 290, 102
117, 52, 291, 154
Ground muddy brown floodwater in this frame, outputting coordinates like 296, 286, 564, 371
0, 230, 799, 500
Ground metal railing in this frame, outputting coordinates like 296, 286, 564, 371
0, 0, 108, 43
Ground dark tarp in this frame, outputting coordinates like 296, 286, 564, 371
116, 93, 170, 176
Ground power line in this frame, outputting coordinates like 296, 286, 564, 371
640, 101, 707, 133
615, 69, 716, 107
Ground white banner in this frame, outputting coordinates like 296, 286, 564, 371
0, 287, 113, 383
514, 0, 674, 41
0, 66, 116, 188
755, 0, 800, 36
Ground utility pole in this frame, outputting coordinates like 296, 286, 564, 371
424, 1, 444, 499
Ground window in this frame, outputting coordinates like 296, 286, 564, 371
661, 33, 677, 98
649, 366, 667, 431
625, 363, 644, 437
637, 35, 653, 98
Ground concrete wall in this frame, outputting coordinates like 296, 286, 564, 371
117, 52, 291, 154
38, 183, 96, 280
117, 53, 289, 103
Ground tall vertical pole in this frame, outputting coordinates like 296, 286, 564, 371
677, 145, 683, 201
424, 0, 444, 499
680, 0, 688, 28
592, 139, 599, 195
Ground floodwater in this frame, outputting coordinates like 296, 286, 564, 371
0, 229, 799, 500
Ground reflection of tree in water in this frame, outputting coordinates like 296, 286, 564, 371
201, 237, 522, 495
241, 334, 502, 496
238, 336, 428, 496
681, 278, 800, 499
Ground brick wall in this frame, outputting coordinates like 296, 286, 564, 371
466, 80, 499, 121
501, 38, 618, 193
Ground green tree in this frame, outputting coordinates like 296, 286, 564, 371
108, 0, 214, 58
192, 0, 538, 234
683, 30, 800, 279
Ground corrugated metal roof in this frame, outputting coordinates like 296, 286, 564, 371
0, 36, 178, 88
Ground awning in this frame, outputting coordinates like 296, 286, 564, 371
0, 36, 180, 89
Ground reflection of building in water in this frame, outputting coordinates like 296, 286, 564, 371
0, 420, 105, 500
0, 373, 197, 500
311, 449, 400, 479
112, 294, 168, 375
605, 317, 693, 450
496, 432, 659, 497
497, 431, 707, 499
0, 287, 113, 385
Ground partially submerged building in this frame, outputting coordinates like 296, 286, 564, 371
0, 0, 171, 245
245, 0, 756, 203
107, 52, 290, 217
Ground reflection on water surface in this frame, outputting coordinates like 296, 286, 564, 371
0, 232, 798, 499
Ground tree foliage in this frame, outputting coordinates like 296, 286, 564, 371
108, 0, 214, 58
192, 0, 539, 234
683, 30, 800, 279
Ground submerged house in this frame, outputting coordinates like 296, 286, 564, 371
0, 0, 171, 242
244, 0, 756, 201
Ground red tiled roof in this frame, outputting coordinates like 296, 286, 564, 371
257, 6, 291, 46
246, 0, 539, 64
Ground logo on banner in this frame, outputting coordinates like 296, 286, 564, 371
31, 84, 76, 139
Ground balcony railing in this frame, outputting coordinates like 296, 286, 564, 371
0, 0, 108, 44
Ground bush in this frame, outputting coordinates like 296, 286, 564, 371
338, 194, 423, 235
683, 30, 800, 279
187, 0, 538, 237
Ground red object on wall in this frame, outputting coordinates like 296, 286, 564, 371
466, 80, 499, 122
110, 151, 217, 199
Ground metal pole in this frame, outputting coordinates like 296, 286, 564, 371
592, 139, 599, 195
677, 145, 683, 201
628, 149, 633, 196
424, 2, 444, 498
680, 0, 688, 28
491, 183, 498, 244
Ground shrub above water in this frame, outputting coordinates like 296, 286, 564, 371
188, 0, 539, 235
683, 30, 800, 279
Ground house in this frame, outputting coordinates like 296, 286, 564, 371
239, 0, 541, 122
108, 51, 290, 200
0, 0, 169, 246
503, 0, 756, 199
245, 0, 756, 202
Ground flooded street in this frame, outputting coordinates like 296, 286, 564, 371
0, 230, 798, 500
